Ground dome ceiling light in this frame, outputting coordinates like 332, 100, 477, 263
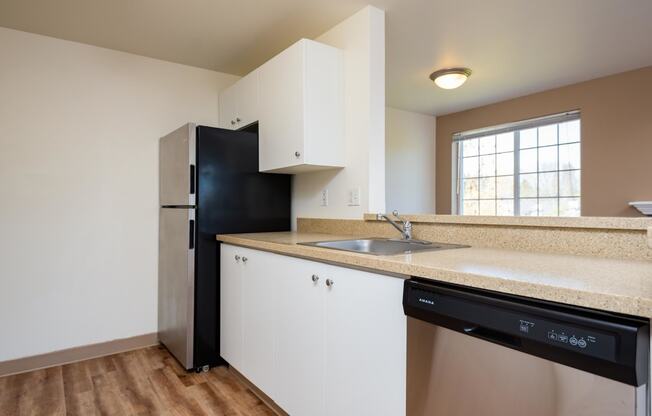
429, 67, 472, 89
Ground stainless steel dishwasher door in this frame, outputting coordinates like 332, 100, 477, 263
407, 317, 647, 416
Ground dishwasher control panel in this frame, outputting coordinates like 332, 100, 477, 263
517, 316, 616, 360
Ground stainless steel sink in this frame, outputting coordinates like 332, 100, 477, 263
299, 238, 468, 256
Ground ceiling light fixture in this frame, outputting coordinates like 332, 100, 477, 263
429, 67, 472, 89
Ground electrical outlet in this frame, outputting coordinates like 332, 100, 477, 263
320, 189, 329, 207
348, 188, 361, 206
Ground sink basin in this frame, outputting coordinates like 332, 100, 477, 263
299, 238, 468, 256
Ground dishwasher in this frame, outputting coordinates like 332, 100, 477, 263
403, 278, 650, 416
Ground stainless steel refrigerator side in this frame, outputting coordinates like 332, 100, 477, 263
159, 123, 196, 207
158, 208, 195, 369
158, 124, 197, 370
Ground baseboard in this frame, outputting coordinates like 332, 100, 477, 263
0, 332, 158, 378
228, 366, 289, 416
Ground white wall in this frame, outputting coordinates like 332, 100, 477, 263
386, 107, 436, 213
292, 6, 385, 225
0, 27, 239, 361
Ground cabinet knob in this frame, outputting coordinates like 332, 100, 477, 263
311, 274, 319, 283
231, 120, 236, 125
294, 151, 301, 158
325, 278, 334, 288
236, 117, 241, 123
242, 256, 248, 263
235, 255, 241, 262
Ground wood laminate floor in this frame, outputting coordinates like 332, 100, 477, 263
0, 345, 276, 416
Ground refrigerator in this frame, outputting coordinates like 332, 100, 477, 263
158, 123, 291, 371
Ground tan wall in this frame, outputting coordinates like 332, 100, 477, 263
436, 66, 652, 217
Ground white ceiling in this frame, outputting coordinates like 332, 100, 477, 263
1, 0, 652, 115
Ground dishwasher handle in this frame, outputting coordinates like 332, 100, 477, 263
464, 325, 522, 349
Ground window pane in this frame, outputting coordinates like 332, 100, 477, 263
559, 197, 581, 217
479, 177, 496, 199
559, 170, 581, 197
519, 173, 537, 198
538, 198, 558, 216
496, 176, 514, 198
462, 138, 478, 156
559, 120, 580, 144
497, 199, 514, 216
463, 200, 479, 215
479, 135, 495, 155
538, 124, 557, 146
520, 199, 538, 216
539, 172, 558, 197
456, 114, 580, 218
520, 128, 537, 149
538, 146, 558, 172
559, 143, 581, 170
496, 152, 514, 175
479, 200, 496, 215
463, 156, 479, 178
496, 132, 514, 152
463, 178, 479, 199
479, 154, 496, 177
519, 148, 537, 173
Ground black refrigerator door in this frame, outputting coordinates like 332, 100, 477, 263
193, 125, 291, 369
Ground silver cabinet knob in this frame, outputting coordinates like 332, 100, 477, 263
311, 274, 319, 283
236, 117, 241, 123
325, 278, 334, 288
294, 151, 301, 158
235, 255, 241, 262
242, 256, 248, 263
231, 120, 236, 125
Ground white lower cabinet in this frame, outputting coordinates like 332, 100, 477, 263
220, 244, 243, 369
240, 247, 280, 399
220, 244, 406, 416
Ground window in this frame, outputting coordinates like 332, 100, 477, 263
453, 112, 581, 217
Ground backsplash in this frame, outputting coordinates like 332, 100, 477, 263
297, 217, 652, 261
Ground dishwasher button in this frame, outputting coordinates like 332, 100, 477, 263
578, 338, 587, 348
569, 336, 579, 346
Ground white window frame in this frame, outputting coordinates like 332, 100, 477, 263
452, 111, 581, 216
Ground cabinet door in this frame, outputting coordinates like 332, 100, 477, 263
220, 244, 243, 369
324, 266, 407, 416
218, 84, 238, 130
236, 70, 259, 128
258, 40, 305, 172
275, 256, 325, 416
241, 248, 280, 399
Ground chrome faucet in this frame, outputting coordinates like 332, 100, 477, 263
377, 210, 413, 240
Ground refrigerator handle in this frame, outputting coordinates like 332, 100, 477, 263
189, 220, 195, 250
189, 164, 196, 195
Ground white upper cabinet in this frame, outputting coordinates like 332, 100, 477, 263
258, 39, 344, 173
218, 38, 345, 173
219, 70, 259, 130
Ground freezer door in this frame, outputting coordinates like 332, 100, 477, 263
158, 207, 195, 370
159, 123, 196, 206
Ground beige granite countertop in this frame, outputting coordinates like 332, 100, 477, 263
217, 232, 652, 318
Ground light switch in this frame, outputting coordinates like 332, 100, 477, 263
320, 189, 329, 207
348, 188, 360, 206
